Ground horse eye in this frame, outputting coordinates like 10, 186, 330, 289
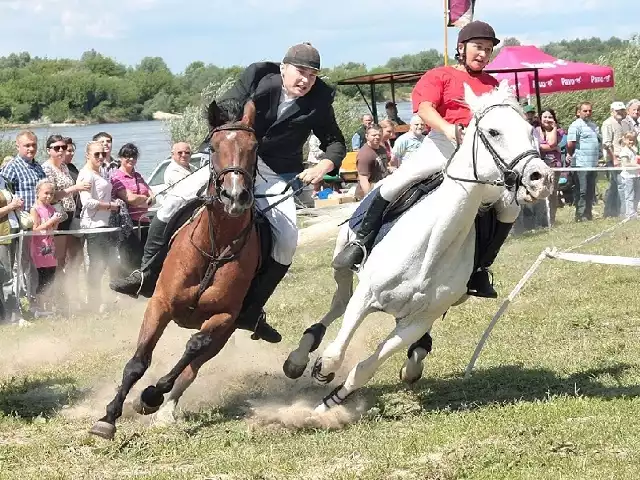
488, 128, 501, 138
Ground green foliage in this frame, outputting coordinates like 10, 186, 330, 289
42, 100, 71, 123
0, 34, 636, 128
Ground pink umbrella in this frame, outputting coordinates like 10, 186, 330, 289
486, 45, 614, 96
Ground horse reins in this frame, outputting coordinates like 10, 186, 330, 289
444, 104, 540, 193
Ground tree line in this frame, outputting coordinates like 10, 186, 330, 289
0, 36, 634, 126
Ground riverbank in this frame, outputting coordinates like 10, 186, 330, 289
0, 111, 182, 131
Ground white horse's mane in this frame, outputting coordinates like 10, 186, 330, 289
466, 80, 522, 118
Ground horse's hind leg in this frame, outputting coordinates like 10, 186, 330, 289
315, 314, 431, 413
134, 314, 234, 416
311, 283, 375, 385
89, 298, 172, 440
283, 266, 354, 379
152, 340, 225, 426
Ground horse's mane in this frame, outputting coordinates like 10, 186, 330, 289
211, 98, 245, 125
468, 81, 522, 118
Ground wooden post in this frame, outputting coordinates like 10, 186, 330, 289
443, 0, 449, 66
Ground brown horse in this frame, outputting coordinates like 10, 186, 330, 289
89, 100, 262, 440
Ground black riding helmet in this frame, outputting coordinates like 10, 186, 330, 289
455, 20, 500, 74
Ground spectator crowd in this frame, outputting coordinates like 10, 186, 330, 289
0, 129, 196, 327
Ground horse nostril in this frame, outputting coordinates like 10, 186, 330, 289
238, 189, 252, 205
529, 171, 542, 182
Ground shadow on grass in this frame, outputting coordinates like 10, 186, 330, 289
362, 362, 640, 417
0, 374, 86, 420
125, 362, 640, 434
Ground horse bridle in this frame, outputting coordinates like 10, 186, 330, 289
207, 122, 257, 204
445, 103, 540, 192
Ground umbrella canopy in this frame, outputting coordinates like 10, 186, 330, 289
486, 45, 614, 96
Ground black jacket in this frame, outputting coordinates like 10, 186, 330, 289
218, 62, 346, 174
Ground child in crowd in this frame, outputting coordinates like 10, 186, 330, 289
30, 179, 64, 314
619, 131, 640, 218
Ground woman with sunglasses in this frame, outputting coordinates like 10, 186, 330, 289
42, 135, 91, 278
77, 141, 120, 311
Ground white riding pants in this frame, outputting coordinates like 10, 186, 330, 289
156, 157, 298, 266
379, 131, 521, 223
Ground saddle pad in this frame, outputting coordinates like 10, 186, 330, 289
348, 173, 444, 248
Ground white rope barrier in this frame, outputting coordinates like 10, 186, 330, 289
546, 249, 640, 267
464, 217, 636, 378
464, 249, 549, 378
551, 166, 640, 172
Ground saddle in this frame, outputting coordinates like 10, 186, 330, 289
348, 173, 444, 248
163, 198, 272, 273
347, 172, 498, 271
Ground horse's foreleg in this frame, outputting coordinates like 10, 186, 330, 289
315, 315, 431, 413
89, 298, 172, 440
135, 314, 234, 416
311, 284, 374, 385
283, 266, 354, 379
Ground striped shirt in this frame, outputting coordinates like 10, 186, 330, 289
1, 155, 46, 211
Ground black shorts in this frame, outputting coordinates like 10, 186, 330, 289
36, 267, 56, 294
58, 213, 74, 231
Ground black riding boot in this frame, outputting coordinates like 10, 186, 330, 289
332, 190, 390, 270
467, 220, 514, 298
235, 257, 290, 343
109, 216, 168, 298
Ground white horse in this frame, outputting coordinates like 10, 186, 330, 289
283, 81, 554, 413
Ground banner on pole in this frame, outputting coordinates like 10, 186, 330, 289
447, 0, 475, 28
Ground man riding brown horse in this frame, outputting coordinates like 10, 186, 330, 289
109, 42, 347, 343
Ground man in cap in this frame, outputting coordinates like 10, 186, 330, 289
602, 100, 632, 217
385, 101, 406, 125
110, 42, 346, 343
523, 104, 539, 127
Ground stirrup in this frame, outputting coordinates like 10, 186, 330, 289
250, 310, 266, 340
134, 270, 145, 297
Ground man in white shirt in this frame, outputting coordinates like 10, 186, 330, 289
391, 115, 425, 166
164, 142, 196, 187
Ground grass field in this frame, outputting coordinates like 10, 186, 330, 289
2, 201, 640, 479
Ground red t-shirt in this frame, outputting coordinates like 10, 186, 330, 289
411, 66, 499, 127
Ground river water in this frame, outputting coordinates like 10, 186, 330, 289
0, 101, 413, 178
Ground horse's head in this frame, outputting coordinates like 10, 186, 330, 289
459, 80, 553, 204
207, 99, 258, 217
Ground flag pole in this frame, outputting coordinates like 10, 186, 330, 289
443, 0, 449, 66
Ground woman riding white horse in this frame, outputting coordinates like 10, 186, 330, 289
303, 79, 553, 413
333, 20, 518, 299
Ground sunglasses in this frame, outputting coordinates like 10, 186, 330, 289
92, 152, 107, 159
50, 144, 68, 152
177, 151, 191, 155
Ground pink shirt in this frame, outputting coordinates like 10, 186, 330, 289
30, 204, 57, 269
111, 168, 152, 221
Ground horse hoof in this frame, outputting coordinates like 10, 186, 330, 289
89, 421, 116, 440
314, 403, 329, 414
311, 357, 335, 385
133, 396, 161, 416
282, 351, 309, 379
400, 363, 424, 385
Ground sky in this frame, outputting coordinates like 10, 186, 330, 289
0, 0, 636, 73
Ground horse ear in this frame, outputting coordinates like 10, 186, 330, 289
207, 100, 225, 128
463, 83, 479, 112
241, 100, 256, 128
